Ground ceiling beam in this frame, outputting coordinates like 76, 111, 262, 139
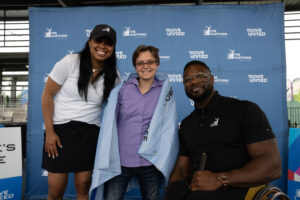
57, 0, 67, 7
285, 5, 300, 12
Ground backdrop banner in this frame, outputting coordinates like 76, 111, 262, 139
0, 127, 22, 200
27, 3, 288, 199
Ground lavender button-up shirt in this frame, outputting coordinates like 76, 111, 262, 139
116, 78, 163, 167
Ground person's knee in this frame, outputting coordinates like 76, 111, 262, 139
75, 179, 91, 196
48, 189, 64, 200
47, 172, 68, 200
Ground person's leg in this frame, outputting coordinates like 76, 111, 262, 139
104, 167, 133, 200
74, 170, 93, 200
47, 172, 68, 200
137, 166, 161, 200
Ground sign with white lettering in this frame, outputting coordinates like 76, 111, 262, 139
288, 128, 300, 199
0, 127, 22, 200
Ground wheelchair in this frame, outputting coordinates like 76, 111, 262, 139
162, 183, 290, 200
245, 184, 290, 200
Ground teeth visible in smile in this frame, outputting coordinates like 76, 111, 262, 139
96, 50, 105, 55
191, 87, 201, 92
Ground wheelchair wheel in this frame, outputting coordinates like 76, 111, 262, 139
269, 192, 290, 200
253, 185, 282, 200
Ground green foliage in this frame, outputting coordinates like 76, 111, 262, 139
294, 91, 300, 102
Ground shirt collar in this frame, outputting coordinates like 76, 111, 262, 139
129, 77, 163, 88
195, 91, 220, 113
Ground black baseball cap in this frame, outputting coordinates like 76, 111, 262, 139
89, 24, 116, 45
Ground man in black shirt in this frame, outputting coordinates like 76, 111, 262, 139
165, 60, 281, 200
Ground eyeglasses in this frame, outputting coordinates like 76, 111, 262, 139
183, 72, 212, 84
136, 60, 157, 68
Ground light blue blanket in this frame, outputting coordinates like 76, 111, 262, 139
89, 72, 179, 199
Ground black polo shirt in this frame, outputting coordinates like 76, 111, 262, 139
179, 91, 275, 199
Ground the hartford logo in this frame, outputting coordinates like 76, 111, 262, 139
41, 169, 48, 176
159, 55, 171, 61
247, 28, 266, 37
86, 27, 112, 37
203, 26, 228, 37
0, 190, 14, 200
214, 76, 229, 84
122, 72, 131, 79
102, 27, 111, 33
165, 28, 185, 36
227, 49, 252, 60
44, 28, 68, 38
67, 49, 74, 54
167, 74, 183, 83
248, 74, 268, 83
43, 73, 49, 83
190, 99, 194, 106
189, 51, 208, 59
85, 29, 92, 37
116, 51, 127, 59
122, 27, 147, 37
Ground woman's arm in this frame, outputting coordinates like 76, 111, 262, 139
41, 77, 62, 159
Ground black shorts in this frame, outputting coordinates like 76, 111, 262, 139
41, 120, 100, 173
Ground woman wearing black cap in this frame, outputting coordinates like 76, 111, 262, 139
41, 24, 119, 200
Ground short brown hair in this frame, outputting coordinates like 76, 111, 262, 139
132, 45, 160, 67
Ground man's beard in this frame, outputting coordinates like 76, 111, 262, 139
186, 85, 214, 103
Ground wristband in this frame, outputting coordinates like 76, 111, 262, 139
217, 173, 229, 190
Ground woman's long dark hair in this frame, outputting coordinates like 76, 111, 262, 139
77, 41, 118, 105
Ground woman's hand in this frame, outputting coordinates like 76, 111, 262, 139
45, 131, 62, 159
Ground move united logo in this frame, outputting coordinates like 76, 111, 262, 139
247, 28, 266, 37
159, 55, 171, 61
167, 74, 183, 83
189, 50, 208, 59
248, 74, 268, 83
0, 190, 14, 200
116, 51, 127, 59
165, 28, 185, 36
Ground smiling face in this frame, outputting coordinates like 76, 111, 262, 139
135, 51, 159, 82
183, 64, 214, 103
88, 37, 114, 66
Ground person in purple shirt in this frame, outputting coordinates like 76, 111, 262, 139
104, 45, 166, 200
